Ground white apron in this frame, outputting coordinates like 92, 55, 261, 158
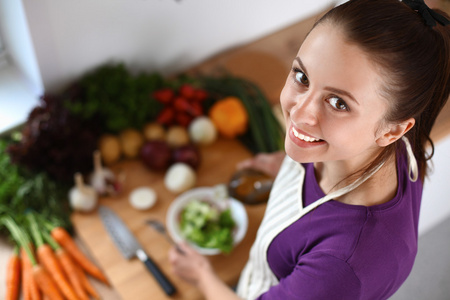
236, 137, 418, 300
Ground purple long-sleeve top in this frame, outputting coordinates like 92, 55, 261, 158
257, 150, 423, 299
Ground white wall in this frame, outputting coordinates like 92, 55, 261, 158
418, 135, 450, 236
21, 0, 335, 92
0, 0, 43, 132
0, 0, 43, 94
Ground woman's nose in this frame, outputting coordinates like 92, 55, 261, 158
290, 94, 319, 126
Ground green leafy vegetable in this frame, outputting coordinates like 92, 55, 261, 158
6, 96, 100, 183
180, 200, 235, 254
63, 64, 166, 133
0, 139, 72, 237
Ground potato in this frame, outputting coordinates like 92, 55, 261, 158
119, 128, 144, 158
143, 122, 166, 141
98, 134, 121, 165
166, 126, 190, 148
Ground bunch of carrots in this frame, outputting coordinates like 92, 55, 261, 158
2, 212, 109, 300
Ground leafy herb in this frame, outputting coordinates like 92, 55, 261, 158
64, 64, 166, 133
0, 139, 72, 237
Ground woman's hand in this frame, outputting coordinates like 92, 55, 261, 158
168, 242, 213, 286
168, 242, 242, 300
236, 151, 285, 178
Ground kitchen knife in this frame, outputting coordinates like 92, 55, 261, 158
98, 205, 176, 296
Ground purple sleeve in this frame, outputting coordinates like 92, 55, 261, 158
256, 252, 361, 300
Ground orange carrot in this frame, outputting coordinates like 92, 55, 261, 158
20, 247, 41, 300
26, 214, 78, 300
51, 227, 109, 285
32, 265, 64, 300
2, 216, 47, 300
55, 248, 89, 300
37, 244, 80, 300
20, 247, 31, 300
74, 263, 101, 300
6, 247, 21, 300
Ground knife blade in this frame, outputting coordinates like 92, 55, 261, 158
98, 205, 176, 296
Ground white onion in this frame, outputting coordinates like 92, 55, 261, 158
188, 116, 217, 145
164, 163, 196, 194
129, 187, 157, 210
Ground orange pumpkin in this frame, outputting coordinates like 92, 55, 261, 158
208, 97, 248, 138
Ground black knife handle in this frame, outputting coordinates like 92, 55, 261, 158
136, 249, 176, 296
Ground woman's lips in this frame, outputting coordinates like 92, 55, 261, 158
289, 126, 325, 147
291, 127, 322, 142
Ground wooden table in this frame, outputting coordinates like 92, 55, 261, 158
71, 138, 267, 300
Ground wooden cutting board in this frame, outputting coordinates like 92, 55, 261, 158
71, 138, 267, 300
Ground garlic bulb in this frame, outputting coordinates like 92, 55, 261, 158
69, 173, 98, 212
89, 150, 121, 196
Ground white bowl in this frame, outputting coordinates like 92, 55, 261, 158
166, 187, 248, 255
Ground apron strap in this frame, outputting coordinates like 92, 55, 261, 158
315, 136, 418, 205
300, 158, 385, 215
402, 136, 419, 182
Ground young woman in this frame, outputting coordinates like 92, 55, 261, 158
168, 0, 450, 299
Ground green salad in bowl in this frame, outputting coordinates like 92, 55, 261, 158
180, 200, 236, 253
166, 187, 248, 255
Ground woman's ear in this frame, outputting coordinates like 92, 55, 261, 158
376, 118, 415, 147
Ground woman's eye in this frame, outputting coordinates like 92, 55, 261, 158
328, 96, 349, 112
294, 69, 309, 85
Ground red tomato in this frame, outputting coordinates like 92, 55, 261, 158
173, 97, 191, 112
193, 89, 208, 102
153, 88, 175, 104
156, 107, 175, 125
178, 84, 196, 99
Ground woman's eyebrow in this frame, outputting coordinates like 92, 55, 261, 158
294, 57, 308, 75
295, 57, 359, 105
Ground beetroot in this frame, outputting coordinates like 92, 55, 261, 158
140, 140, 172, 171
172, 144, 201, 170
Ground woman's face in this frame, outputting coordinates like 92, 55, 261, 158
280, 22, 390, 166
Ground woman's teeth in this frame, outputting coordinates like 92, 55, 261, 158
292, 127, 321, 142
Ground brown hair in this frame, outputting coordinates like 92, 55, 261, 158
316, 0, 450, 182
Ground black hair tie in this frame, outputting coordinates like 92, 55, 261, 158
403, 0, 450, 27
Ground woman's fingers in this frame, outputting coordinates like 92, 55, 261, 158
236, 151, 285, 178
236, 158, 254, 170
168, 242, 212, 286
